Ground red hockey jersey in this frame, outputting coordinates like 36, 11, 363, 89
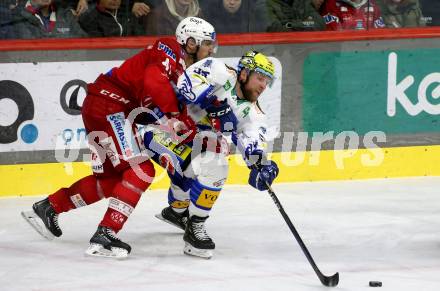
87, 37, 186, 116
321, 0, 385, 30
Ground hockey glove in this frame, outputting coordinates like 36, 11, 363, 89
164, 106, 197, 145
248, 160, 279, 191
244, 145, 266, 168
205, 100, 238, 133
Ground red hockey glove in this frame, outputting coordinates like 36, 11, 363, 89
165, 106, 197, 146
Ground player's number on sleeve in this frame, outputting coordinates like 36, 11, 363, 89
162, 58, 171, 75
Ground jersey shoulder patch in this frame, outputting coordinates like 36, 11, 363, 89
151, 38, 183, 63
188, 57, 236, 89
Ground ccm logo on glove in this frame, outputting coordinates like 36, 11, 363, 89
207, 106, 231, 118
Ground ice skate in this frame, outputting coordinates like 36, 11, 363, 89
155, 206, 188, 231
183, 215, 215, 259
21, 197, 62, 240
85, 226, 131, 259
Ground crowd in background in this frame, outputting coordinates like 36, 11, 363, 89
0, 0, 439, 40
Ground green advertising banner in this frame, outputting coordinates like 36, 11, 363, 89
303, 49, 440, 135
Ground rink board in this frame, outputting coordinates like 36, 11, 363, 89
1, 145, 439, 197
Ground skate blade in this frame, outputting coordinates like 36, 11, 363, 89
21, 210, 55, 241
154, 213, 185, 231
85, 243, 129, 259
183, 242, 213, 259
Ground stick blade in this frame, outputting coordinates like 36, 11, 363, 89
320, 272, 339, 287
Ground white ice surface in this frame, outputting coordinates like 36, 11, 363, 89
1, 177, 440, 291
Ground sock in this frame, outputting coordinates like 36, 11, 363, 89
99, 162, 155, 232
48, 175, 119, 214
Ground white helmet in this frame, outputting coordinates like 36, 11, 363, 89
176, 17, 216, 47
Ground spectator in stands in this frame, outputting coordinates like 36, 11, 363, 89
131, 0, 152, 18
202, 0, 250, 33
125, 0, 156, 35
144, 0, 202, 35
420, 0, 440, 26
64, 0, 88, 17
258, 0, 325, 32
79, 0, 124, 36
12, 0, 87, 38
311, 0, 325, 10
379, 0, 425, 27
320, 0, 385, 30
0, 0, 19, 39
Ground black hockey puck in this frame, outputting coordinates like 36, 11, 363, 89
369, 281, 382, 287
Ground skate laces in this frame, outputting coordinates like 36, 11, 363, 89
104, 228, 121, 241
192, 221, 209, 240
52, 214, 60, 230
179, 209, 189, 224
46, 204, 61, 232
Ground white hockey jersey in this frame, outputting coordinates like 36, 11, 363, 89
176, 57, 268, 159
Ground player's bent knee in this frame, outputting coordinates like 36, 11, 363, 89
121, 161, 156, 192
194, 152, 229, 188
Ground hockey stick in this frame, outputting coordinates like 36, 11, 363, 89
263, 180, 339, 287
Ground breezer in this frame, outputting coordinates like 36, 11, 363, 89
99, 89, 130, 104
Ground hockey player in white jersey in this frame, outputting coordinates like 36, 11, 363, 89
144, 51, 279, 259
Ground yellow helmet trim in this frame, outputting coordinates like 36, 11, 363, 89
239, 51, 275, 80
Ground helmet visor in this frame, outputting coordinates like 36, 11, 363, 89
254, 68, 275, 87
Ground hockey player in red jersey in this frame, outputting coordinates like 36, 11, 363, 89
21, 17, 217, 259
320, 0, 385, 30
